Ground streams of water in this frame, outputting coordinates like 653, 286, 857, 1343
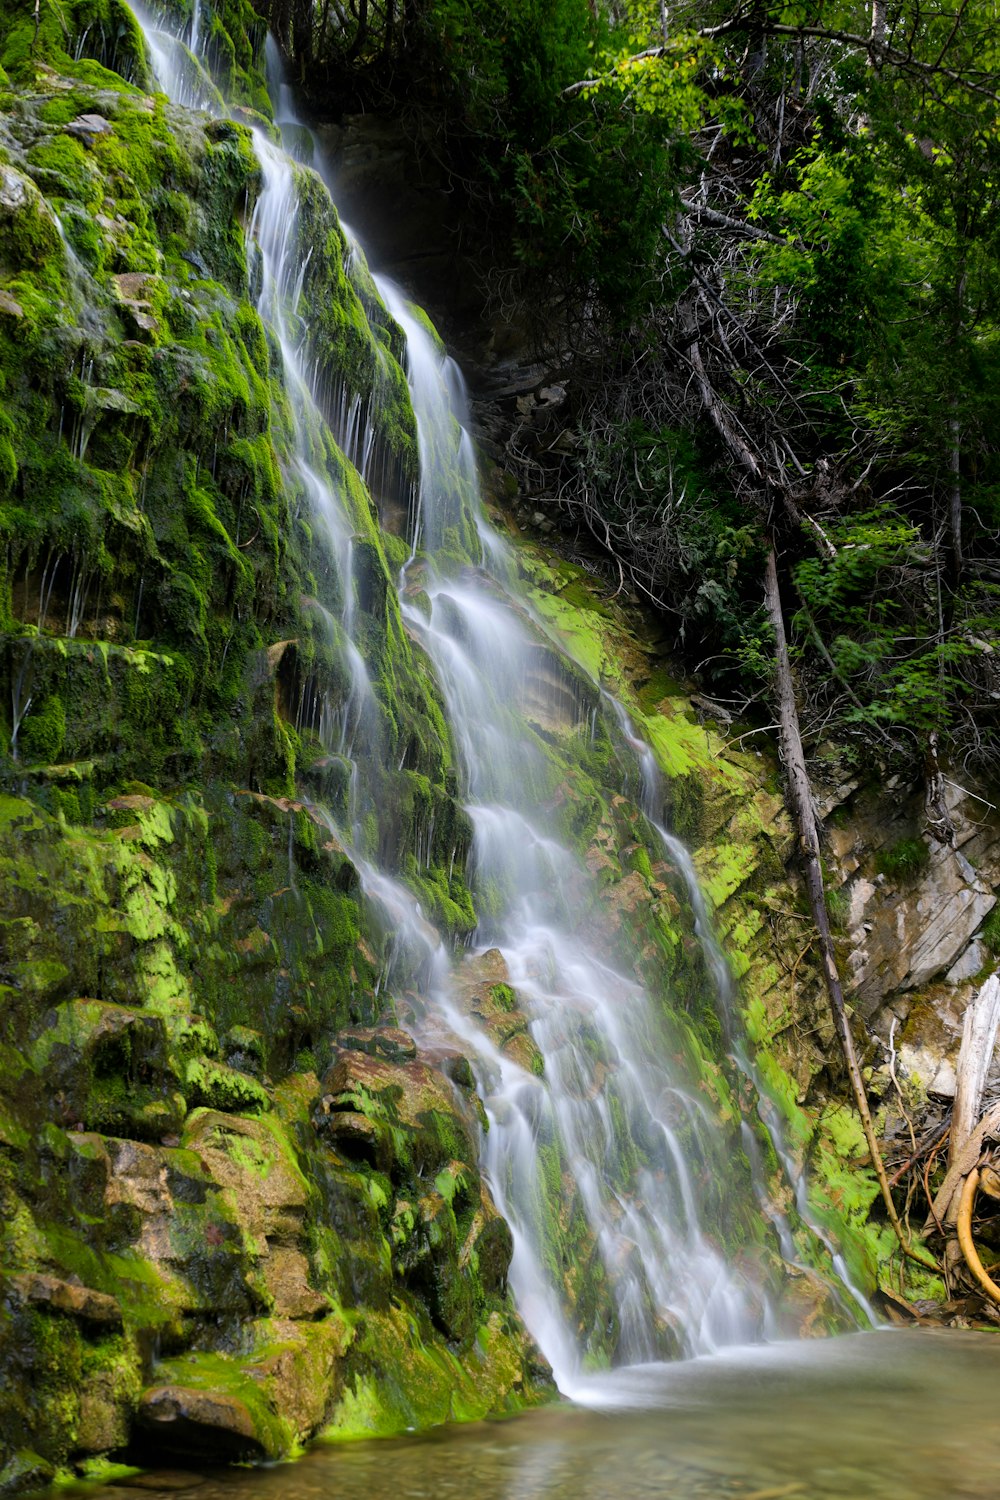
130, 3, 862, 1395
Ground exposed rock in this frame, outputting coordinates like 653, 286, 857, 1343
65, 113, 113, 143
946, 940, 987, 986
136, 1385, 267, 1461
6, 1273, 122, 1326
319, 1049, 479, 1174
336, 1025, 417, 1062
182, 1110, 308, 1243
262, 1247, 329, 1319
243, 1316, 348, 1437
846, 841, 996, 1009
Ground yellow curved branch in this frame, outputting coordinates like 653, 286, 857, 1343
957, 1168, 1000, 1308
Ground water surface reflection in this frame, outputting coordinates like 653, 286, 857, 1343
68, 1331, 1000, 1500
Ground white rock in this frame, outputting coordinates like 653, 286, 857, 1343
945, 939, 986, 986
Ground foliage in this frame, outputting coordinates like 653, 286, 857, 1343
875, 837, 931, 883
981, 903, 1000, 955
460, 0, 1000, 778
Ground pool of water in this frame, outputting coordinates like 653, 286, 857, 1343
69, 1331, 1000, 1500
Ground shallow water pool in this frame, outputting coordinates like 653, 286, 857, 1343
67, 1331, 1000, 1500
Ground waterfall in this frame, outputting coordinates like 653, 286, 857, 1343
130, 4, 863, 1399
375, 280, 779, 1381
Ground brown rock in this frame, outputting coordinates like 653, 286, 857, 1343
244, 1317, 348, 1440
263, 1247, 329, 1320
114, 271, 156, 302
8, 1272, 122, 1326
337, 1025, 417, 1062
137, 1385, 266, 1461
315, 1105, 386, 1169
182, 1111, 308, 1242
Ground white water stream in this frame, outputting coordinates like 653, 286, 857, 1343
131, 4, 867, 1396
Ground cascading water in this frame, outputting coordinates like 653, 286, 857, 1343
371, 282, 777, 1385
131, 2, 862, 1402
607, 696, 877, 1327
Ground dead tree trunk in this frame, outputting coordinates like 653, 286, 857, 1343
670, 260, 935, 1269
927, 974, 1000, 1298
763, 545, 929, 1265
949, 972, 1000, 1170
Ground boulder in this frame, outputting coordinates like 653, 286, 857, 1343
65, 113, 114, 144
136, 1385, 267, 1461
319, 1049, 479, 1177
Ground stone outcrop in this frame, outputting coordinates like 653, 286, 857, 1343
817, 767, 1000, 1111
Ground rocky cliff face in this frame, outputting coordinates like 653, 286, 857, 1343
0, 4, 538, 1482
2, 2, 994, 1495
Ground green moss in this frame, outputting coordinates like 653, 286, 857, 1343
875, 836, 930, 882
182, 1056, 271, 1113
145, 1350, 293, 1458
17, 695, 65, 763
982, 903, 1000, 954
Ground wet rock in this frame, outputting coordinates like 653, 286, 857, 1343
336, 1025, 417, 1062
221, 1026, 266, 1076
262, 1248, 329, 1319
442, 1052, 475, 1089
136, 1386, 267, 1462
65, 113, 114, 144
453, 950, 542, 1073
460, 1186, 514, 1293
113, 272, 161, 337
243, 1316, 348, 1437
7, 1272, 122, 1327
0, 1451, 54, 1497
413, 1191, 476, 1342
501, 1031, 545, 1077
182, 1111, 308, 1242
30, 999, 184, 1141
319, 1050, 478, 1176
316, 1108, 387, 1169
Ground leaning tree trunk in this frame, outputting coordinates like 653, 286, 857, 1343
670, 263, 935, 1270
763, 545, 931, 1266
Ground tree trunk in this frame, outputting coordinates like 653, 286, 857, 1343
949, 972, 1000, 1170
763, 544, 922, 1263
948, 395, 962, 587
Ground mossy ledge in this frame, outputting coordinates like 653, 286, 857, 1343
0, 4, 535, 1487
